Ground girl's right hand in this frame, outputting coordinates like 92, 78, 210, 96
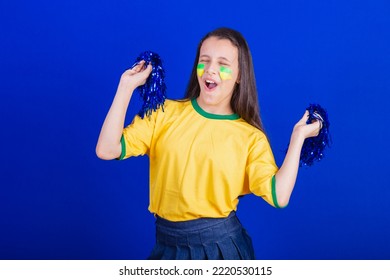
120, 60, 153, 89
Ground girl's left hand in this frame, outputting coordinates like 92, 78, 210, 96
292, 111, 322, 140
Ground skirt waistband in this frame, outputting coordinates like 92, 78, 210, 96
155, 212, 242, 246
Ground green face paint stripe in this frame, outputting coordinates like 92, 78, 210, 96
197, 63, 205, 76
220, 66, 232, 73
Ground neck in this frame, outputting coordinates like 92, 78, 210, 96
196, 96, 234, 115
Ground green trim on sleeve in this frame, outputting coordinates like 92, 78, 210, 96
271, 175, 287, 208
118, 135, 126, 160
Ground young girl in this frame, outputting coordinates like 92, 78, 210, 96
96, 27, 321, 259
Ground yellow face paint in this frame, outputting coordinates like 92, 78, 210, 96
197, 63, 205, 77
219, 66, 232, 80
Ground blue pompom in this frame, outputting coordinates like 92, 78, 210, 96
299, 104, 331, 166
131, 51, 167, 118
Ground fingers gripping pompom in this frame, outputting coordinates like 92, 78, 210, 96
300, 104, 331, 166
131, 51, 167, 118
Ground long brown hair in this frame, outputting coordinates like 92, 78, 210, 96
184, 27, 265, 132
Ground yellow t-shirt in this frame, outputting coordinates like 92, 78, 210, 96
120, 99, 280, 221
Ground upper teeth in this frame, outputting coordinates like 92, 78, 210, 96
206, 80, 215, 84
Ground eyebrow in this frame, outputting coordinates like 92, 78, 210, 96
199, 55, 232, 63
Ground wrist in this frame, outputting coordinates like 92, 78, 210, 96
116, 79, 138, 97
290, 129, 305, 145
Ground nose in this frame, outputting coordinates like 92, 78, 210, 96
203, 60, 219, 76
205, 65, 217, 75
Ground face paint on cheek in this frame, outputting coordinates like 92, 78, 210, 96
197, 63, 205, 77
219, 66, 232, 80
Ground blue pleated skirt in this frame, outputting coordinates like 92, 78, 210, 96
147, 211, 255, 260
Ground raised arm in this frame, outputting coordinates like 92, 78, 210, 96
274, 111, 322, 207
96, 61, 152, 160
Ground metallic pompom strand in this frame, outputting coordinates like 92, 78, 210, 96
299, 104, 331, 166
131, 51, 167, 118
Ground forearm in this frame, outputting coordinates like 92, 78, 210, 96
96, 61, 152, 160
274, 131, 305, 207
96, 81, 135, 160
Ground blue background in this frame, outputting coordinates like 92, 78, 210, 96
1, 0, 389, 259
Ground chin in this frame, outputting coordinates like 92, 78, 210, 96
199, 93, 218, 104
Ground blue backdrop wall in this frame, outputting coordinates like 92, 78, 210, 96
1, 0, 389, 259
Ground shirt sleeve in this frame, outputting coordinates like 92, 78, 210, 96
246, 132, 281, 208
118, 110, 158, 160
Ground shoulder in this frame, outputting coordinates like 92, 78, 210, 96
163, 98, 191, 110
229, 119, 273, 155
148, 98, 193, 124
156, 98, 192, 117
233, 118, 268, 140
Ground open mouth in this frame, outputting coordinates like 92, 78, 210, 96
205, 79, 217, 90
